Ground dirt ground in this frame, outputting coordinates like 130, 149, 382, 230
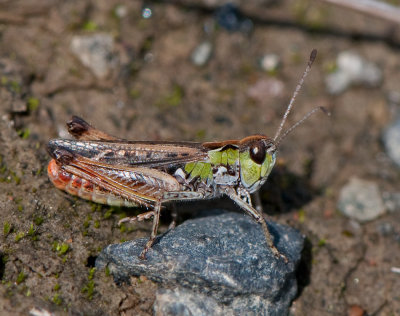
0, 0, 399, 315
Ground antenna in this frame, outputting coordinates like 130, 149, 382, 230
275, 106, 330, 147
273, 49, 318, 143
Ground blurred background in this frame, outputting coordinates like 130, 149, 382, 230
0, 0, 399, 315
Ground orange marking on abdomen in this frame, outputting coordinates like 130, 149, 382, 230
48, 159, 72, 190
47, 159, 135, 207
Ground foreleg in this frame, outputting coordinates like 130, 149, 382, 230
224, 187, 288, 262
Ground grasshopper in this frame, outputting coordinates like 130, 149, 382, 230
47, 49, 326, 261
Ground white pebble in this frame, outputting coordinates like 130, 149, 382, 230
338, 177, 386, 222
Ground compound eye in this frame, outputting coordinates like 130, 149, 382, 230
249, 142, 266, 164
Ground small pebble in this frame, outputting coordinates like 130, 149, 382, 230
391, 267, 400, 274
114, 5, 127, 18
338, 177, 386, 222
325, 51, 382, 95
29, 307, 54, 316
260, 53, 281, 73
191, 41, 213, 66
382, 119, 400, 168
70, 34, 115, 79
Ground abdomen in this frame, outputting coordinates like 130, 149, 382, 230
47, 159, 136, 207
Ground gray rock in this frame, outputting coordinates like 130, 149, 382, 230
96, 211, 304, 315
383, 119, 400, 168
338, 177, 386, 222
70, 34, 115, 79
325, 51, 382, 95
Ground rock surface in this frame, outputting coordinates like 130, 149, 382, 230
96, 211, 305, 315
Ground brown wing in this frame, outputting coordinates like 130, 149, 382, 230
57, 152, 182, 206
48, 137, 208, 169
51, 116, 209, 168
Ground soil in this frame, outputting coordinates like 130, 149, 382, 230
0, 1, 399, 315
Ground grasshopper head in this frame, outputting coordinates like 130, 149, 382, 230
239, 50, 328, 194
239, 135, 276, 193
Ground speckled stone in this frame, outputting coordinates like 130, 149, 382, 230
96, 211, 305, 315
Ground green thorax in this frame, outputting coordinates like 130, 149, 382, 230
183, 136, 276, 192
